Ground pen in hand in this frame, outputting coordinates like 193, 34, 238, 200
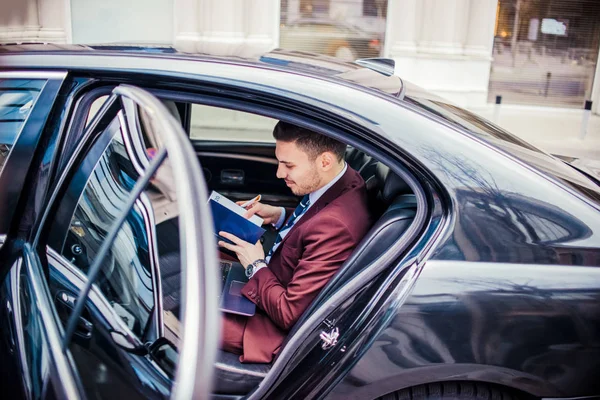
240, 194, 261, 209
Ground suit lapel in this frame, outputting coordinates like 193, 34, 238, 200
275, 167, 355, 252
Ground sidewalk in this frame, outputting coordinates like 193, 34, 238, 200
468, 104, 600, 178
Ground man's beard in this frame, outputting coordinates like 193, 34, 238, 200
290, 166, 322, 196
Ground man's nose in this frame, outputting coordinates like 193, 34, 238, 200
276, 165, 285, 179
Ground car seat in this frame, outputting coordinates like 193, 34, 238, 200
212, 161, 417, 395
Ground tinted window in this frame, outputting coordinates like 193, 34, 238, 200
406, 95, 600, 204
0, 79, 45, 174
190, 104, 277, 142
56, 118, 156, 337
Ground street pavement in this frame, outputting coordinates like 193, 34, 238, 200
487, 48, 596, 108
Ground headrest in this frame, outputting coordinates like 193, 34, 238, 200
345, 147, 368, 171
381, 166, 411, 204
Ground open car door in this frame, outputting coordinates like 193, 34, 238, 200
3, 84, 220, 399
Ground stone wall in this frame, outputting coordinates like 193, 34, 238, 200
384, 0, 498, 107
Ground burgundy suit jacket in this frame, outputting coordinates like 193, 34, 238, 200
223, 166, 371, 363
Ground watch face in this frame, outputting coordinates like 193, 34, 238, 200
245, 265, 253, 278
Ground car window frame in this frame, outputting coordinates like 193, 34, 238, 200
36, 83, 220, 398
46, 245, 145, 350
0, 238, 85, 398
134, 85, 434, 395
0, 71, 67, 235
47, 105, 164, 343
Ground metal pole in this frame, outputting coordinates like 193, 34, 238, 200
545, 72, 552, 97
580, 100, 593, 140
494, 95, 502, 124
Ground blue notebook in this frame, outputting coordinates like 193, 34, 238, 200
209, 191, 266, 244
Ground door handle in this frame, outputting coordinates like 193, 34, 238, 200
220, 169, 245, 185
55, 291, 93, 339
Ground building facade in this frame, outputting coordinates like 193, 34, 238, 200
1, 0, 599, 114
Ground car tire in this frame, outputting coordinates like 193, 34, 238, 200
378, 382, 528, 400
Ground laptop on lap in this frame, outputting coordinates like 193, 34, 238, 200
219, 260, 256, 316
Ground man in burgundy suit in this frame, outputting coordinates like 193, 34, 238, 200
217, 121, 371, 363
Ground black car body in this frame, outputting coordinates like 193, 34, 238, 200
0, 44, 599, 400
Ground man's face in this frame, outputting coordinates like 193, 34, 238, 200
275, 140, 323, 196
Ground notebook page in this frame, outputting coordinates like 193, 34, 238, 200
209, 191, 264, 226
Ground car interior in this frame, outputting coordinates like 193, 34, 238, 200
47, 92, 419, 397
149, 100, 419, 394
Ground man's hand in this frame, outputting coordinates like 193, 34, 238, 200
218, 231, 265, 268
237, 200, 282, 225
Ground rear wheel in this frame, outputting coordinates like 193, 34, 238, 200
378, 382, 529, 400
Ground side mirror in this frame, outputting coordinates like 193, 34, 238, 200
148, 337, 179, 378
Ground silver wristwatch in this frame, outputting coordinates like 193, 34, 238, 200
245, 258, 267, 279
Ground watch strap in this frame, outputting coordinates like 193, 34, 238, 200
247, 258, 267, 279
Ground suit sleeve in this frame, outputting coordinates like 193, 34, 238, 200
242, 215, 357, 330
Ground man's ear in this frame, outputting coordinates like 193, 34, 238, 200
319, 152, 335, 171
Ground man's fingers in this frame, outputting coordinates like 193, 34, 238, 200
218, 240, 238, 252
244, 205, 259, 219
237, 200, 261, 208
219, 231, 247, 246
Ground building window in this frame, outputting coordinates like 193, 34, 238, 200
489, 0, 600, 108
279, 0, 387, 62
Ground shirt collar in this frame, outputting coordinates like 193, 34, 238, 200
309, 162, 347, 206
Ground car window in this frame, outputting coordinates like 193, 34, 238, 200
85, 95, 108, 127
0, 78, 46, 174
52, 116, 157, 337
190, 104, 277, 142
405, 94, 600, 204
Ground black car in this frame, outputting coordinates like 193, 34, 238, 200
0, 44, 599, 400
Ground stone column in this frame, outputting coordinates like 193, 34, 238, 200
591, 55, 600, 115
245, 0, 279, 56
386, 0, 498, 107
417, 0, 470, 55
197, 0, 245, 55
464, 0, 497, 58
384, 0, 418, 56
461, 0, 497, 105
24, 0, 40, 35
38, 0, 68, 43
0, 0, 37, 43
174, 0, 201, 53
174, 0, 279, 57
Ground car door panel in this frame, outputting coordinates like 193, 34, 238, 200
0, 245, 83, 399
46, 250, 170, 400
36, 84, 219, 400
0, 72, 67, 235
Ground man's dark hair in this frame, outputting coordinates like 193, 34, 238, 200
273, 121, 347, 161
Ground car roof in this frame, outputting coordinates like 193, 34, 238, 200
2, 43, 598, 205
0, 43, 403, 97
